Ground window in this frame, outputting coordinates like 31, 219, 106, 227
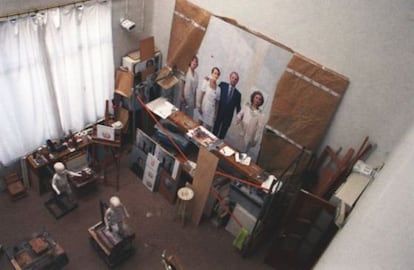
0, 0, 114, 165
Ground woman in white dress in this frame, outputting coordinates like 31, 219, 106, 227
236, 91, 265, 153
198, 67, 221, 131
180, 56, 199, 118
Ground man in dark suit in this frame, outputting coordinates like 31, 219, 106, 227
213, 71, 242, 139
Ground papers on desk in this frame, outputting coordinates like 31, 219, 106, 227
146, 97, 178, 119
235, 152, 251, 166
261, 174, 283, 194
186, 126, 217, 147
220, 146, 235, 157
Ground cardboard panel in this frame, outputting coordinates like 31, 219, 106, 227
258, 131, 310, 176
114, 68, 134, 98
190, 147, 219, 225
268, 72, 341, 150
167, 0, 211, 73
288, 53, 349, 94
139, 36, 155, 62
258, 54, 349, 175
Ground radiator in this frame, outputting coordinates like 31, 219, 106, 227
20, 156, 30, 188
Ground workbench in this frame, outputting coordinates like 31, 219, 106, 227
6, 230, 68, 270
26, 135, 92, 195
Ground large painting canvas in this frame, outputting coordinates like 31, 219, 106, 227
196, 16, 293, 161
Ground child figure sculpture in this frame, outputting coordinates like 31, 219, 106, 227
104, 196, 130, 238
51, 162, 81, 202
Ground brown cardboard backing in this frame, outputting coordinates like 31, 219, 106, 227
168, 0, 293, 74
258, 54, 349, 175
167, 0, 211, 72
114, 68, 134, 98
139, 36, 155, 62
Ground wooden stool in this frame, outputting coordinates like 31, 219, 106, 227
175, 187, 194, 226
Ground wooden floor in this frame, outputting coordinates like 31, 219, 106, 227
0, 151, 273, 270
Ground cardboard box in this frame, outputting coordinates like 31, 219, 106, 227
331, 172, 371, 212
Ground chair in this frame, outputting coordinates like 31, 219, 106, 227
307, 146, 354, 200
264, 189, 338, 270
4, 172, 27, 201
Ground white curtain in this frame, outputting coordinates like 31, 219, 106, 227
0, 0, 114, 165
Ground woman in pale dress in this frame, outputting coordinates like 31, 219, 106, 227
198, 67, 221, 131
236, 91, 265, 153
180, 56, 199, 118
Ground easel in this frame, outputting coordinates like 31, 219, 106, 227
91, 101, 123, 190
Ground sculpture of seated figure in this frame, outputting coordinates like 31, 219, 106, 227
104, 196, 130, 238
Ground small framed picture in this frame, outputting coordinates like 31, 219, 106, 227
142, 153, 160, 192
96, 124, 115, 141
154, 144, 180, 179
136, 128, 156, 154
158, 168, 178, 204
130, 145, 147, 179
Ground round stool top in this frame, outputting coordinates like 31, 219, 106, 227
177, 187, 194, 201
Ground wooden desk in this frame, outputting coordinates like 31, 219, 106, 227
168, 111, 265, 184
26, 136, 92, 195
214, 145, 265, 183
27, 137, 91, 170
6, 230, 68, 270
68, 169, 98, 194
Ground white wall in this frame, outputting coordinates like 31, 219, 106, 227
315, 121, 414, 269
150, 0, 414, 268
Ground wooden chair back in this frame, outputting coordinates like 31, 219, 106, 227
309, 146, 354, 199
4, 172, 27, 200
265, 189, 337, 270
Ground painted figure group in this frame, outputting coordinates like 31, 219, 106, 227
180, 56, 265, 154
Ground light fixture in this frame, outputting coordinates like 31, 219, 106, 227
120, 18, 136, 31
120, 0, 135, 32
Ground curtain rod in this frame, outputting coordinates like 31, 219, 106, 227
0, 0, 107, 20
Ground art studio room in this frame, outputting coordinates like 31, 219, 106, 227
0, 0, 413, 269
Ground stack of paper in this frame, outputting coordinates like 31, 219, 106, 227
220, 146, 235, 157
235, 153, 251, 166
146, 97, 177, 119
